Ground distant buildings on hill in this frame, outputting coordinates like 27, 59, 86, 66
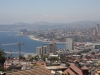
96, 24, 100, 34
19, 29, 28, 35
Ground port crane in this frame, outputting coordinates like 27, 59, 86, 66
0, 42, 24, 59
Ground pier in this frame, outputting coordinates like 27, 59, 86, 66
5, 51, 34, 55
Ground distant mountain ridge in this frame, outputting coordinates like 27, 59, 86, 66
0, 21, 100, 29
13, 22, 29, 25
65, 21, 100, 28
12, 21, 100, 25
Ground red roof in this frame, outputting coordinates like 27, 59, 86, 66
63, 68, 75, 75
69, 65, 83, 75
7, 66, 53, 75
81, 66, 88, 70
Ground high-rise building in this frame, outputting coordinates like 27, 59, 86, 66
47, 43, 56, 54
66, 38, 74, 50
36, 46, 42, 55
96, 24, 100, 34
93, 30, 97, 36
42, 46, 47, 55
36, 46, 47, 55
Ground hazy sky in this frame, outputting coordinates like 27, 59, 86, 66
0, 0, 100, 24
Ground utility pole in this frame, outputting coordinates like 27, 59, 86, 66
17, 42, 24, 63
10, 49, 12, 60
0, 42, 24, 64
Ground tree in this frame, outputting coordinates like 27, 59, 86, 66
60, 55, 68, 62
67, 72, 70, 75
62, 72, 70, 75
65, 62, 70, 67
18, 55, 25, 60
32, 55, 39, 61
29, 57, 34, 61
48, 57, 59, 62
42, 55, 48, 61
91, 52, 95, 55
0, 49, 6, 64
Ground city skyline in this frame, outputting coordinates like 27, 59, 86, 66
0, 0, 100, 24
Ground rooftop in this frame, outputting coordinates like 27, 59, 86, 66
7, 66, 53, 75
63, 68, 75, 75
81, 66, 89, 70
69, 65, 83, 75
46, 66, 67, 70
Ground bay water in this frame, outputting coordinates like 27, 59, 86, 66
0, 32, 66, 57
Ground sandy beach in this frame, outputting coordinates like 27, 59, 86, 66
29, 35, 65, 44
29, 35, 51, 43
29, 35, 40, 41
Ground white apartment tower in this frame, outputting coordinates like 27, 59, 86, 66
66, 38, 74, 50
36, 46, 42, 55
42, 46, 47, 55
36, 46, 47, 55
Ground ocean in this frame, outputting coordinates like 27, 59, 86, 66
0, 32, 66, 57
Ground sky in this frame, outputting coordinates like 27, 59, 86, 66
0, 0, 100, 24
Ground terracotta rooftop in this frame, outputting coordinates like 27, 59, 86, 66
81, 66, 89, 70
63, 68, 75, 75
69, 65, 83, 75
7, 66, 53, 75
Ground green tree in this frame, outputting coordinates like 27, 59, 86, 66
62, 72, 70, 75
66, 62, 70, 67
0, 49, 6, 64
27, 55, 39, 61
60, 55, 68, 62
19, 55, 25, 60
32, 55, 39, 61
48, 57, 59, 62
29, 57, 34, 61
67, 72, 70, 75
42, 55, 48, 61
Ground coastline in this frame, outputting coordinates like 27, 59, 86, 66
29, 35, 66, 44
29, 35, 50, 43
29, 35, 40, 41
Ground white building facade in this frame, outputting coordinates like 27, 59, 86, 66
66, 38, 74, 50
36, 46, 47, 55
